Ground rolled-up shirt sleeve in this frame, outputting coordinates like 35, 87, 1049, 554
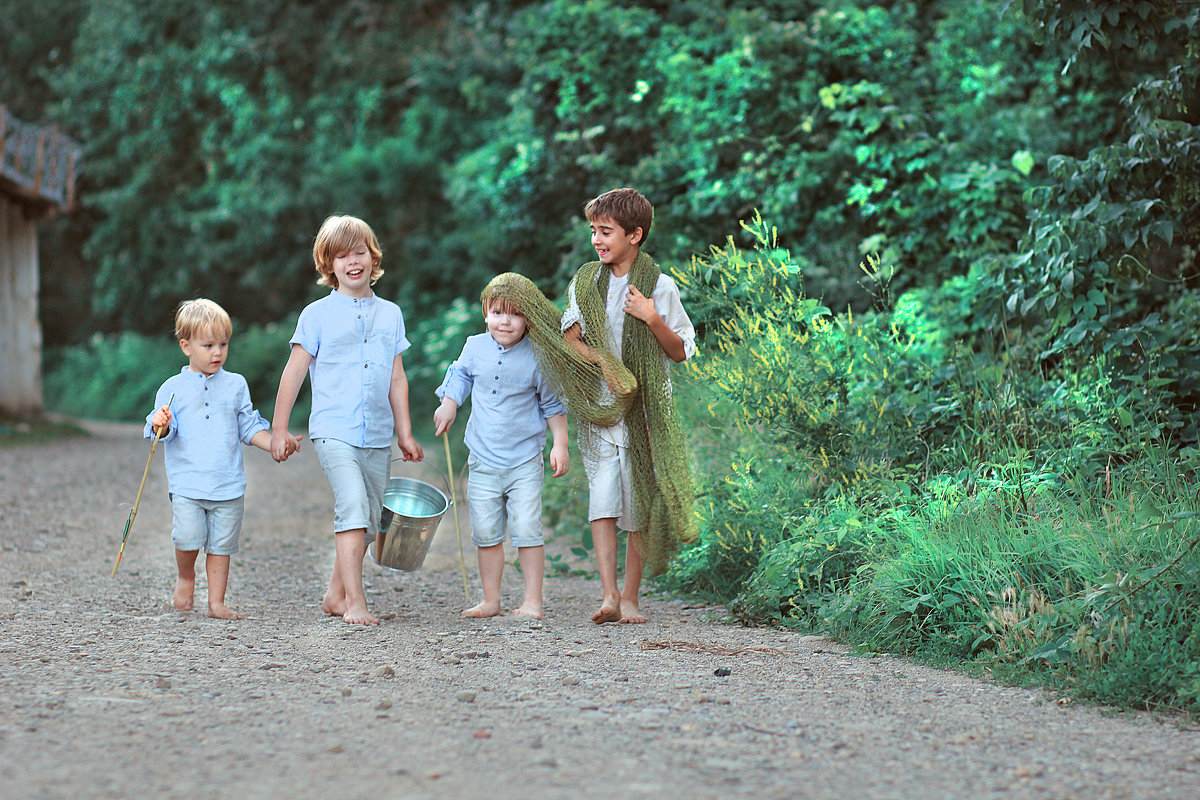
435, 354, 474, 407
654, 275, 696, 362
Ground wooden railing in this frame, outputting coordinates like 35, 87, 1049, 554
0, 105, 82, 211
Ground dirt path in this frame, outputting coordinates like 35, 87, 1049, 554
1, 422, 1198, 800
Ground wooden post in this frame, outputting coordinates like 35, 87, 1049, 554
33, 131, 45, 195
0, 105, 7, 166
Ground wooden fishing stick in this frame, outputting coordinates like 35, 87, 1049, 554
443, 433, 470, 602
111, 393, 174, 577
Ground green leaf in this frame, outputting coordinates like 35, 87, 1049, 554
1011, 150, 1035, 176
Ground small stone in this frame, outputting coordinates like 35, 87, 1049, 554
562, 676, 580, 686
371, 665, 395, 678
155, 677, 171, 690
260, 663, 284, 671
714, 667, 731, 677
376, 701, 393, 710
456, 691, 477, 703
341, 688, 352, 697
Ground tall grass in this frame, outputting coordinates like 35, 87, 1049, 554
665, 216, 1200, 714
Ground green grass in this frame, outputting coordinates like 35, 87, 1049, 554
0, 414, 90, 447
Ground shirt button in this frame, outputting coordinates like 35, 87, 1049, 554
364, 364, 369, 369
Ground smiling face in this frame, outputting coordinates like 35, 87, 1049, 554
331, 240, 375, 298
180, 325, 229, 376
484, 301, 528, 348
589, 214, 643, 275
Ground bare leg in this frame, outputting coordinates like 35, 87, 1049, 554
205, 553, 242, 620
619, 531, 647, 623
326, 528, 378, 625
512, 545, 544, 619
322, 550, 347, 617
463, 544, 504, 618
174, 549, 198, 611
591, 518, 622, 623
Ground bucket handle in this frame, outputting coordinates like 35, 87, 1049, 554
389, 456, 466, 506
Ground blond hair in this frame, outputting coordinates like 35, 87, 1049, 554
312, 215, 384, 289
175, 298, 232, 341
584, 187, 653, 246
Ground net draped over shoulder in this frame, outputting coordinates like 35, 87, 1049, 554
482, 265, 697, 575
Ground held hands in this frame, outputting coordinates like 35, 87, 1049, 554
151, 405, 172, 437
270, 428, 303, 463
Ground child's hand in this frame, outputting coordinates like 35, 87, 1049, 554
549, 443, 569, 478
282, 433, 303, 459
398, 433, 424, 462
271, 428, 301, 463
622, 285, 659, 324
151, 406, 172, 436
433, 399, 457, 437
564, 323, 601, 365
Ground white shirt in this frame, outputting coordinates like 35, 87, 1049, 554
562, 268, 696, 446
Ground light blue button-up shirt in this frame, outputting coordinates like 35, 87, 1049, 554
291, 291, 411, 448
144, 368, 269, 501
436, 333, 566, 469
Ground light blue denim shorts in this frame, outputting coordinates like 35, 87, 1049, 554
170, 494, 244, 555
466, 454, 545, 548
312, 438, 390, 535
583, 440, 637, 530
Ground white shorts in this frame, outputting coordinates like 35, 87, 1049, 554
583, 440, 637, 531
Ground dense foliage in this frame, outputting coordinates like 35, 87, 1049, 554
9, 0, 1200, 711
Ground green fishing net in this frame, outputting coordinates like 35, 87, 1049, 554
483, 264, 697, 575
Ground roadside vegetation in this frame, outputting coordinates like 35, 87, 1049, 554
9, 1, 1199, 712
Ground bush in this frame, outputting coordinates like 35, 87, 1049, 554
43, 320, 300, 423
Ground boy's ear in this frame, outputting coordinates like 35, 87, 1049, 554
629, 226, 645, 246
178, 339, 191, 356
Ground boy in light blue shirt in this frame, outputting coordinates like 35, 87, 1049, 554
434, 273, 569, 620
271, 215, 423, 626
146, 299, 299, 619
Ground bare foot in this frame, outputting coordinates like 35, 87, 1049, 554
208, 602, 243, 620
173, 577, 195, 611
512, 602, 543, 620
341, 604, 379, 625
618, 599, 647, 624
592, 602, 621, 624
462, 601, 502, 618
321, 592, 347, 617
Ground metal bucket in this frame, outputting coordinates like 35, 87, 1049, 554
369, 476, 451, 571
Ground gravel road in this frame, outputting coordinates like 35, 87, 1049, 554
2, 421, 1199, 799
